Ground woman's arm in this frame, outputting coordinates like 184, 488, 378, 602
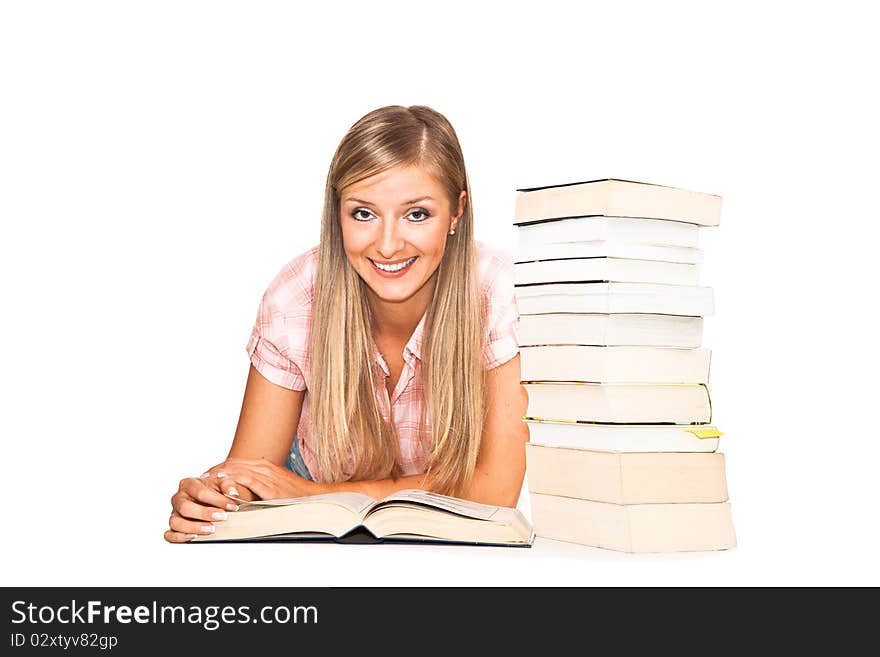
164, 364, 307, 543
459, 353, 529, 507
204, 363, 424, 502
226, 364, 306, 463
209, 357, 529, 507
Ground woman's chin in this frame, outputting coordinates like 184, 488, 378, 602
358, 261, 436, 306
366, 285, 416, 305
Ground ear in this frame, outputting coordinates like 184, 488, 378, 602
453, 190, 467, 228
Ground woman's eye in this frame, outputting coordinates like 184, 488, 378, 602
352, 208, 429, 222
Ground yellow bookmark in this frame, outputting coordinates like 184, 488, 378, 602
684, 428, 724, 439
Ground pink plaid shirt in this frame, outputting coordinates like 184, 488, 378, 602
245, 241, 520, 481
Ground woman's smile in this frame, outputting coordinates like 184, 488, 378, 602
369, 255, 419, 276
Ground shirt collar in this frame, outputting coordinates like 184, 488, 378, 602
405, 311, 427, 361
374, 310, 427, 376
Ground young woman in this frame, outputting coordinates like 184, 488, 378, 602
165, 105, 529, 543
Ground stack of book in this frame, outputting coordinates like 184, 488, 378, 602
514, 179, 736, 553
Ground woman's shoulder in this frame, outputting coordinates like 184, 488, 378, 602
473, 241, 519, 369
261, 244, 320, 311
247, 246, 318, 388
474, 240, 514, 294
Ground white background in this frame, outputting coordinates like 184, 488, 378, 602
2, 1, 878, 586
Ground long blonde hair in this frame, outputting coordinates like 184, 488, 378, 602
307, 105, 486, 497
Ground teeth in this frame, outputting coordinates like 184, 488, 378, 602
372, 256, 416, 272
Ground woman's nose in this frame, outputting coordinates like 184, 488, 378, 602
376, 216, 405, 258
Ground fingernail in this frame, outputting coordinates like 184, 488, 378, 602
211, 512, 227, 521
226, 503, 239, 512
227, 486, 239, 497
199, 472, 210, 478
201, 525, 215, 534
185, 534, 198, 540
216, 472, 227, 479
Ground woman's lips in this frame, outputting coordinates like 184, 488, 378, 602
369, 256, 418, 277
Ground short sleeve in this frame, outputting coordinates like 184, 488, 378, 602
246, 324, 306, 391
245, 251, 317, 391
480, 247, 520, 370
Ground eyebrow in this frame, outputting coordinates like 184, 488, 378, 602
344, 196, 436, 206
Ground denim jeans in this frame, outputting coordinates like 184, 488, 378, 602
283, 435, 314, 481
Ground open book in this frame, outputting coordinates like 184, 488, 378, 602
190, 489, 535, 547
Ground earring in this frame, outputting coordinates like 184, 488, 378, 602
449, 228, 456, 235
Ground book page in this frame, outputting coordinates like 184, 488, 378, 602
232, 492, 376, 516
370, 489, 501, 521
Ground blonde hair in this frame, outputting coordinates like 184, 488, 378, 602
307, 105, 486, 497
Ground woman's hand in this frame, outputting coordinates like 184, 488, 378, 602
203, 457, 319, 501
164, 475, 246, 544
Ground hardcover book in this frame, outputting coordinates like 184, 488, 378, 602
514, 257, 699, 287
526, 444, 729, 504
515, 215, 700, 248
523, 382, 712, 424
513, 178, 722, 226
515, 240, 703, 265
525, 420, 720, 452
530, 493, 736, 553
515, 282, 714, 316
517, 313, 704, 348
520, 345, 711, 384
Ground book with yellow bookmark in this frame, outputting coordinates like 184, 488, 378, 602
525, 421, 722, 452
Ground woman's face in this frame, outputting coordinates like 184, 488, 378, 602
340, 164, 465, 311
